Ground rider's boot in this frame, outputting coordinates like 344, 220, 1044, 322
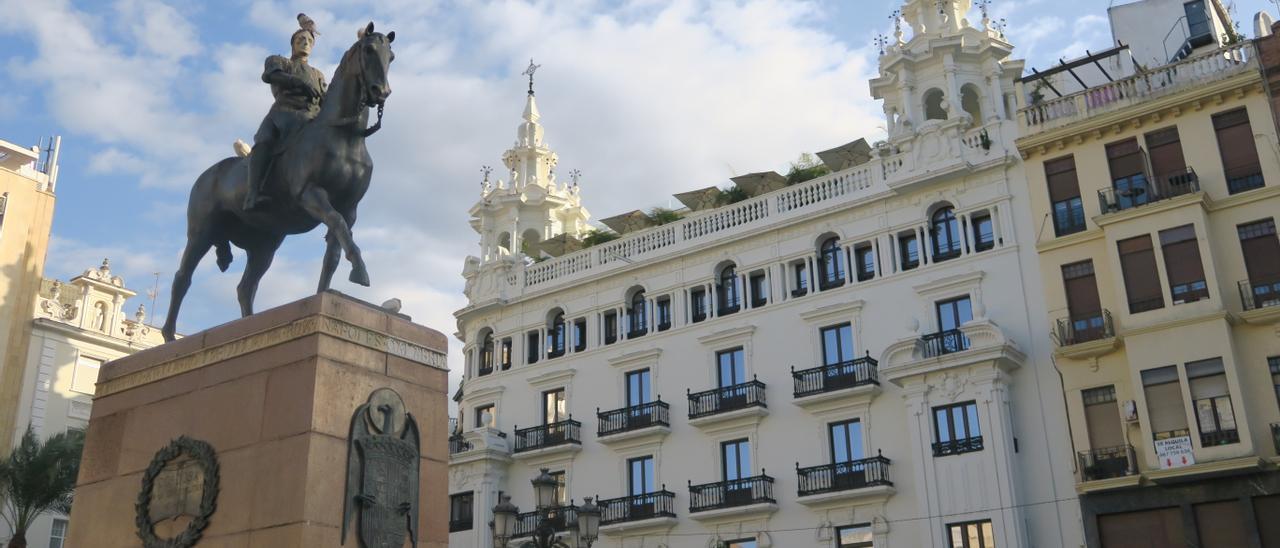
243, 146, 274, 211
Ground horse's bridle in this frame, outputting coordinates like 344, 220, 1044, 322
332, 36, 388, 137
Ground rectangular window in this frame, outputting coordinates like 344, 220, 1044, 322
70, 355, 102, 395
717, 348, 746, 387
572, 319, 587, 352
1187, 358, 1238, 446
1159, 224, 1208, 304
1046, 156, 1086, 236
1186, 0, 1211, 38
947, 520, 996, 548
1238, 219, 1280, 309
628, 299, 647, 337
526, 331, 540, 364
449, 492, 474, 532
1271, 357, 1280, 409
628, 455, 655, 496
933, 401, 982, 456
1062, 261, 1104, 339
837, 524, 874, 548
750, 272, 768, 308
854, 244, 875, 281
899, 233, 920, 270
725, 540, 757, 548
1214, 108, 1265, 193
49, 518, 67, 548
792, 263, 809, 296
1118, 235, 1164, 313
656, 298, 672, 331
821, 323, 856, 366
604, 311, 618, 344
1145, 127, 1187, 181
626, 369, 652, 407
937, 296, 973, 331
829, 419, 864, 463
548, 319, 566, 358
1142, 366, 1189, 440
971, 213, 995, 252
549, 470, 567, 504
501, 338, 513, 369
1083, 385, 1124, 449
474, 404, 494, 429
691, 288, 708, 322
1106, 138, 1151, 212
721, 438, 751, 480
543, 389, 566, 424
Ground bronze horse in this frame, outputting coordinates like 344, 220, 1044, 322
162, 23, 395, 342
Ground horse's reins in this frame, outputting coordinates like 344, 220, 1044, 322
330, 37, 386, 137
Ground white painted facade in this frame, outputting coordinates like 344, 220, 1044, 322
450, 2, 1082, 547
1109, 0, 1235, 68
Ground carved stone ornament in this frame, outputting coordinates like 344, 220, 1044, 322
135, 436, 220, 548
342, 388, 421, 548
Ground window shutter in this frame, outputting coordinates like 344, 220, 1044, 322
1239, 219, 1280, 281
1214, 109, 1263, 186
1158, 225, 1206, 298
1107, 139, 1147, 179
1119, 235, 1164, 312
1062, 261, 1102, 318
1045, 156, 1081, 202
1145, 127, 1186, 177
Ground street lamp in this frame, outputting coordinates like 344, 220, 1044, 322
490, 468, 599, 548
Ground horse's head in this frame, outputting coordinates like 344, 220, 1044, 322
351, 22, 396, 107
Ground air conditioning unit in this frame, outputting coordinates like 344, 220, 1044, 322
1122, 400, 1139, 422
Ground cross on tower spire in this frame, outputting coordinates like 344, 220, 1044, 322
523, 59, 542, 96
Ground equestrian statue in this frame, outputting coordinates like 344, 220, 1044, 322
162, 15, 395, 342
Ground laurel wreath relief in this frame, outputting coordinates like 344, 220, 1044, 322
135, 436, 220, 548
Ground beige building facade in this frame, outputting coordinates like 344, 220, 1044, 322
1015, 3, 1280, 545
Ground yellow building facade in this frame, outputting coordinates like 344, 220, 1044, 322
1016, 33, 1280, 546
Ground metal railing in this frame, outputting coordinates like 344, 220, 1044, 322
1271, 423, 1280, 454
597, 400, 670, 437
512, 505, 578, 538
598, 490, 676, 525
792, 356, 879, 398
513, 419, 582, 453
1077, 445, 1137, 482
1225, 163, 1265, 194
688, 380, 767, 419
1052, 310, 1115, 347
1200, 428, 1239, 447
449, 517, 473, 532
1239, 278, 1280, 311
921, 329, 970, 358
448, 435, 473, 455
1098, 168, 1199, 215
796, 454, 892, 497
932, 436, 984, 457
688, 474, 775, 513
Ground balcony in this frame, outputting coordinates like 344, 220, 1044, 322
1239, 278, 1280, 323
796, 455, 895, 506
513, 505, 577, 539
597, 400, 671, 446
1077, 445, 1139, 492
790, 357, 881, 412
687, 380, 768, 430
688, 474, 777, 521
512, 419, 582, 459
1097, 168, 1200, 216
448, 434, 474, 455
933, 436, 983, 457
921, 329, 970, 358
1052, 310, 1120, 359
598, 491, 677, 534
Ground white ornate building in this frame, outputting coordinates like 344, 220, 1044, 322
5, 260, 165, 548
449, 1, 1082, 546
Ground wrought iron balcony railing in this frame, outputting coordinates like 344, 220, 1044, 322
597, 400, 670, 437
1077, 445, 1136, 482
513, 419, 582, 453
688, 380, 766, 419
921, 329, 970, 358
1097, 168, 1200, 215
1240, 278, 1280, 311
1200, 428, 1239, 447
796, 454, 892, 497
932, 436, 983, 457
1225, 162, 1265, 194
1272, 423, 1280, 454
688, 474, 775, 513
512, 505, 578, 538
792, 356, 879, 398
1052, 309, 1115, 347
449, 517, 473, 532
448, 435, 473, 455
598, 490, 676, 525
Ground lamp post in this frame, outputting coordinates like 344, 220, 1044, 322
490, 468, 601, 548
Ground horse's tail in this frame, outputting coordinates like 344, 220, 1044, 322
215, 239, 233, 271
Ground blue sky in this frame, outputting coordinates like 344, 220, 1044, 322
2, 0, 1277, 390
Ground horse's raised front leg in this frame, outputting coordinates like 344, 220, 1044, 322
298, 187, 370, 286
163, 233, 214, 342
318, 208, 355, 292
238, 236, 285, 317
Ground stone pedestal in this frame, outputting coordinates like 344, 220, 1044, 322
67, 291, 450, 548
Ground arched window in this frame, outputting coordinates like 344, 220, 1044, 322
819, 237, 845, 288
497, 232, 512, 254
932, 206, 962, 261
718, 264, 740, 314
479, 331, 494, 375
961, 84, 983, 125
924, 88, 948, 121
547, 311, 566, 358
629, 290, 648, 336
